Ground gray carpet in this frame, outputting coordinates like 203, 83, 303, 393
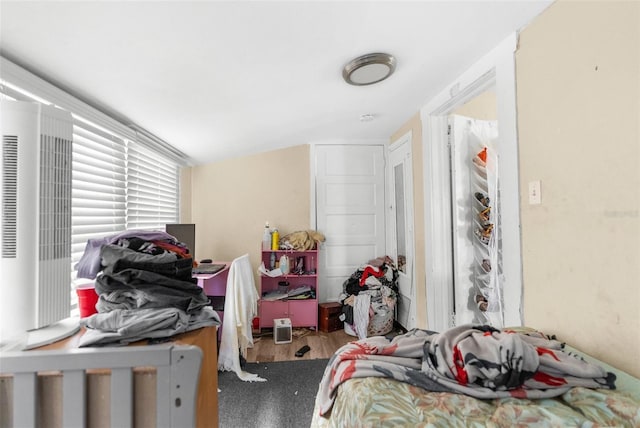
217, 359, 329, 428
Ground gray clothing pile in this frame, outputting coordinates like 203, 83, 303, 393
79, 240, 219, 346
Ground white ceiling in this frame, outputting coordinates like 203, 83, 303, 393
0, 1, 552, 165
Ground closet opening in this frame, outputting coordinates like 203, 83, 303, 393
420, 33, 523, 332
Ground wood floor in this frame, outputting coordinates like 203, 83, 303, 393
245, 328, 355, 362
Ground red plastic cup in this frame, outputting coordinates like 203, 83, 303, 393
76, 284, 99, 318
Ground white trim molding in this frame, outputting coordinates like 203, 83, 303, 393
420, 33, 523, 332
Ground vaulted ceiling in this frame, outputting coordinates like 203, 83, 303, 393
0, 1, 552, 165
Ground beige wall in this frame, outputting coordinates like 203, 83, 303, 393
516, 0, 639, 377
187, 145, 311, 286
390, 113, 427, 328
453, 90, 497, 120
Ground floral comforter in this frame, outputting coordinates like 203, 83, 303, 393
311, 377, 640, 427
311, 326, 640, 427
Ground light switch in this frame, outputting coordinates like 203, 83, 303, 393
528, 180, 541, 205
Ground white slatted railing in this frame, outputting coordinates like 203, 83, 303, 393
0, 345, 202, 428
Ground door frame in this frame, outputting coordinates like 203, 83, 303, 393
420, 33, 524, 332
386, 131, 417, 329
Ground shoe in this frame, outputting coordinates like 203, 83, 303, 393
475, 192, 490, 207
475, 295, 488, 312
474, 224, 493, 245
479, 207, 491, 223
480, 224, 493, 238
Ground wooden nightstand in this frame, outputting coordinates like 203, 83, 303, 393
319, 302, 343, 333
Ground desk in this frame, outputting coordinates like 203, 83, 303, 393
36, 326, 219, 428
194, 261, 230, 341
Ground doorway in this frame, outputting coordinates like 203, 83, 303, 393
387, 131, 416, 330
421, 34, 523, 332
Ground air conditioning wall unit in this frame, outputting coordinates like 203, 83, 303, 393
1, 99, 77, 348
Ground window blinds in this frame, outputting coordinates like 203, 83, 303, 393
1, 56, 187, 305
127, 140, 179, 230
71, 121, 127, 273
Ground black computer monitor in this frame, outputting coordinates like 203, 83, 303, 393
165, 223, 195, 259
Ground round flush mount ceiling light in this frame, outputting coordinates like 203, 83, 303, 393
343, 53, 396, 86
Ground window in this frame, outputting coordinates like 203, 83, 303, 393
71, 120, 128, 274
127, 140, 179, 231
1, 57, 187, 312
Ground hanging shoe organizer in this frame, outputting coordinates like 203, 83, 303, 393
471, 144, 503, 327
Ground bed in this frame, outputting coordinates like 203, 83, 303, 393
311, 326, 640, 427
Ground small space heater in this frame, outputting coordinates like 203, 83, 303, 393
273, 318, 292, 344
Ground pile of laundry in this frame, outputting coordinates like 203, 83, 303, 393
339, 256, 398, 339
75, 230, 219, 346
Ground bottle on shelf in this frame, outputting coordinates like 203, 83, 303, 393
279, 254, 289, 275
309, 256, 316, 274
262, 222, 272, 251
271, 228, 279, 250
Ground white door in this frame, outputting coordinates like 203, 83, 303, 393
314, 144, 386, 303
387, 133, 416, 330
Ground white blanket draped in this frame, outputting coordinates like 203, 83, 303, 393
217, 253, 265, 381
